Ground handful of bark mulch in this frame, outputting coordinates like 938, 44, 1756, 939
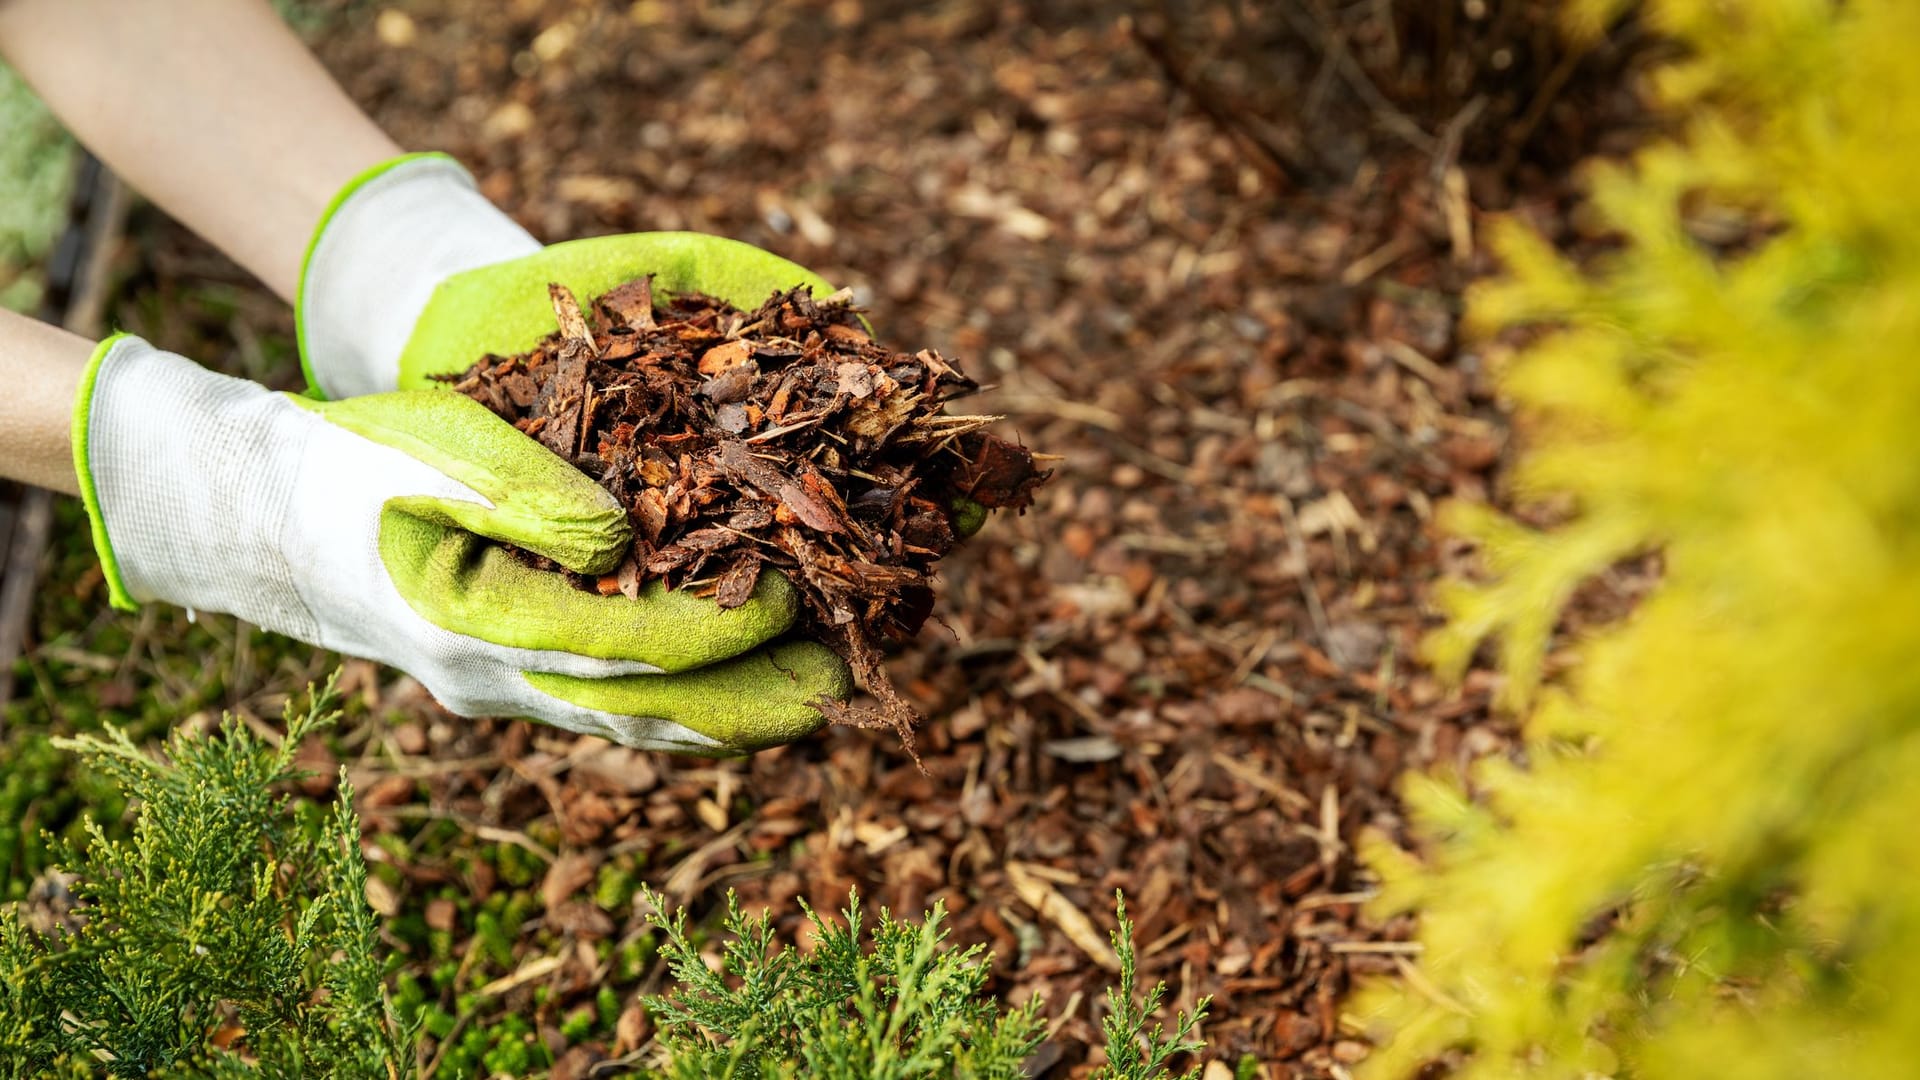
443, 278, 1050, 754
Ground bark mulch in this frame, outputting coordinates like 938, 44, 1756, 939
445, 279, 1049, 746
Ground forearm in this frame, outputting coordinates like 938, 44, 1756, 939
0, 308, 91, 494
0, 0, 400, 301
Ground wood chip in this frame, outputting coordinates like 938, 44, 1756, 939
596, 275, 655, 330
1007, 861, 1120, 973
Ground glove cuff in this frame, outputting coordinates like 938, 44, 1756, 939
69, 333, 135, 610
296, 153, 540, 399
75, 335, 317, 637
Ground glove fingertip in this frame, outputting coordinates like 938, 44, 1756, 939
523, 639, 847, 754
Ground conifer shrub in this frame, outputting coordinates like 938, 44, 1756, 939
0, 671, 1209, 1078
641, 887, 1207, 1080
1359, 1, 1920, 1076
0, 677, 413, 1078
642, 887, 1044, 1079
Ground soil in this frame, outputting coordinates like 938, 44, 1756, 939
445, 280, 1049, 747
83, 1, 1659, 1074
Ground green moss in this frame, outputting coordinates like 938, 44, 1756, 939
593, 858, 638, 911
561, 1005, 597, 1043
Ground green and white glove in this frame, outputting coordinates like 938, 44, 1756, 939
71, 336, 849, 755
296, 152, 837, 394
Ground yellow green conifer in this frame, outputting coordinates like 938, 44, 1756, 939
1360, 1, 1920, 1076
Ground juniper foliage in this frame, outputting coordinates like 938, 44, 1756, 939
644, 887, 1211, 1079
643, 887, 1044, 1079
1092, 893, 1209, 1080
0, 677, 413, 1078
0, 673, 1208, 1079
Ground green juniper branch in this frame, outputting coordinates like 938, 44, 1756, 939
643, 886, 1043, 1080
0, 669, 1211, 1080
0, 674, 413, 1079
1093, 892, 1210, 1080
641, 886, 1210, 1080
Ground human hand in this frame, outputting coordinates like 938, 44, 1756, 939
295, 154, 990, 538
72, 335, 849, 754
295, 154, 836, 396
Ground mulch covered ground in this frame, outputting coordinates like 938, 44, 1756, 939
88, 1, 1654, 1074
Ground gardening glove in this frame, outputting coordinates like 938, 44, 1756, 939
296, 152, 840, 395
296, 152, 989, 534
70, 334, 850, 754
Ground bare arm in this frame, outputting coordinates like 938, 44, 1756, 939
0, 0, 401, 300
0, 308, 90, 493
0, 0, 403, 488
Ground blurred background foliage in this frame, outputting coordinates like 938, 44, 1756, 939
1360, 0, 1920, 1076
0, 62, 74, 313
0, 0, 326, 314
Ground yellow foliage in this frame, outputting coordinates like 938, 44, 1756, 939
1358, 1, 1920, 1076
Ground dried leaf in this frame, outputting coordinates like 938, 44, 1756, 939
541, 851, 602, 911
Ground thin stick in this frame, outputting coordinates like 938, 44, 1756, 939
1499, 41, 1590, 174
0, 159, 129, 715
1279, 0, 1437, 154
0, 490, 52, 711
1278, 495, 1339, 664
